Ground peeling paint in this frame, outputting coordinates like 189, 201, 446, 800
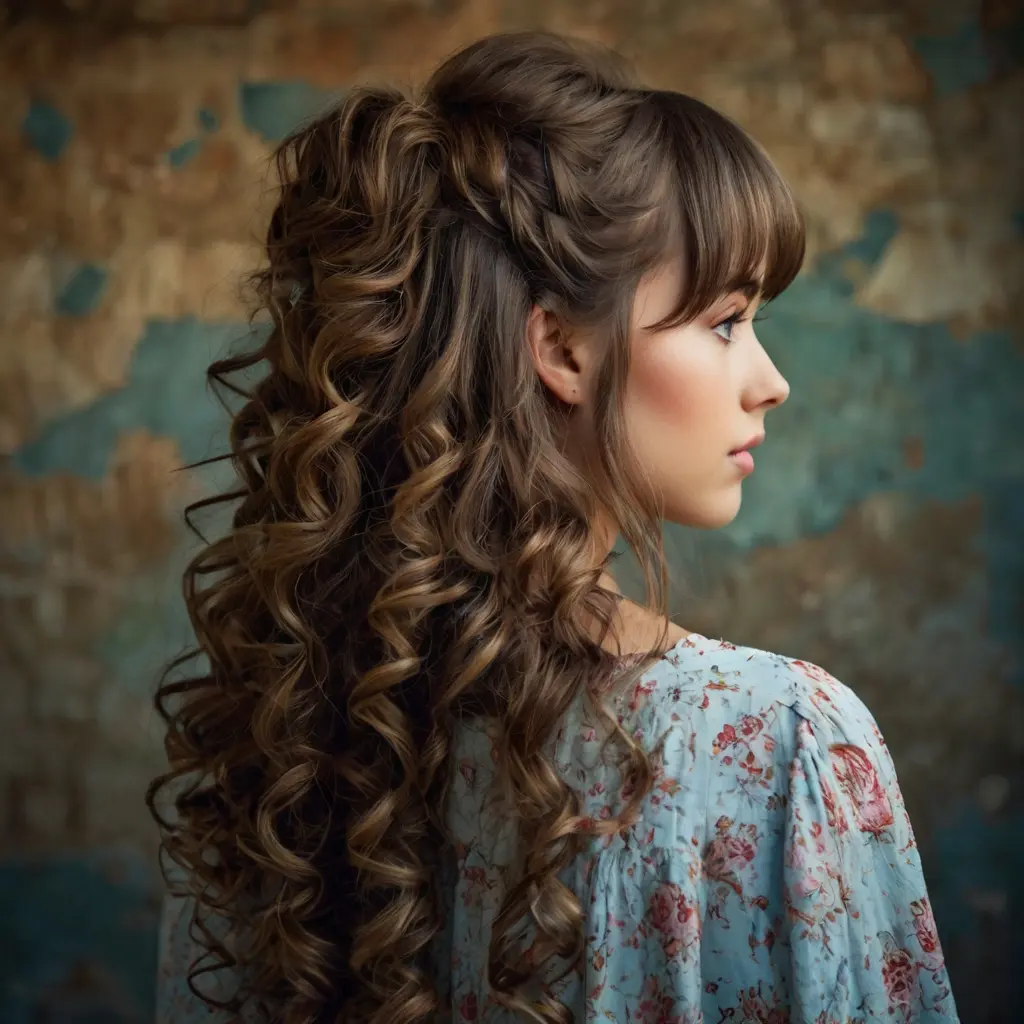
12, 318, 260, 480
723, 230, 1024, 551
981, 479, 1024, 686
913, 21, 992, 96
239, 81, 341, 143
197, 107, 220, 133
55, 263, 109, 317
0, 850, 160, 1023
3, 4, 1022, 1020
928, 803, 1024, 1019
21, 99, 73, 161
166, 138, 202, 168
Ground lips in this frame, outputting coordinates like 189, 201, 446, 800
729, 434, 765, 456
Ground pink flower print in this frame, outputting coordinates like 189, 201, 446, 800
829, 744, 894, 838
911, 898, 945, 972
458, 759, 476, 787
880, 931, 921, 1021
703, 831, 758, 897
633, 974, 675, 1024
648, 882, 701, 960
789, 869, 821, 903
740, 984, 791, 1023
458, 993, 478, 1020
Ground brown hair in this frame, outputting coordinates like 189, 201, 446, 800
147, 29, 804, 1024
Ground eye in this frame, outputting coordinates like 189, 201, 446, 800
711, 308, 768, 343
711, 312, 742, 343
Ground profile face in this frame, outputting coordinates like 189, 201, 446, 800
619, 259, 790, 530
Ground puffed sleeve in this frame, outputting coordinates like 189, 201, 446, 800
155, 893, 240, 1023
784, 680, 959, 1021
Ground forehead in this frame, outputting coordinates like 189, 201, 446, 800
632, 256, 764, 329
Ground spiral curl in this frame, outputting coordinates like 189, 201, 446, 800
147, 30, 804, 1024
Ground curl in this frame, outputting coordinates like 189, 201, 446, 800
148, 29, 804, 1024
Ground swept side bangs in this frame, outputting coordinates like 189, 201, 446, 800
644, 90, 805, 329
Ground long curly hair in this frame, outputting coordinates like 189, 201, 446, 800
147, 30, 804, 1024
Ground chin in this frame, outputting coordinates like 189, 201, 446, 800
667, 491, 742, 530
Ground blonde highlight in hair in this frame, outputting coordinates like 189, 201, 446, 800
147, 30, 804, 1024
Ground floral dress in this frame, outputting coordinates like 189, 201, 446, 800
156, 632, 959, 1022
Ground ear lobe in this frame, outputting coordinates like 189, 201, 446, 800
526, 304, 585, 405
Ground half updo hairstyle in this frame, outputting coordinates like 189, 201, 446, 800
147, 28, 804, 1024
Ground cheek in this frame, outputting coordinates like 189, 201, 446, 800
627, 335, 708, 436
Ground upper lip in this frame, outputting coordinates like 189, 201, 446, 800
730, 434, 765, 454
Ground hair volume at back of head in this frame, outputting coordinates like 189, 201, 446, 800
147, 29, 805, 1024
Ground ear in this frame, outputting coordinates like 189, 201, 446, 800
525, 304, 590, 405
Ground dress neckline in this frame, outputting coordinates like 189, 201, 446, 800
610, 631, 706, 665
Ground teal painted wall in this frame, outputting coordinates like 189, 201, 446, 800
1, 3, 1020, 1020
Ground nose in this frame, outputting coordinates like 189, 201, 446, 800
764, 360, 790, 409
744, 343, 790, 413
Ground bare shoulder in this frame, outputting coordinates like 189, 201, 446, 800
603, 596, 691, 658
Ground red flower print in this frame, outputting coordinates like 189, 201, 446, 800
820, 778, 849, 835
648, 882, 701, 960
741, 750, 764, 778
458, 992, 478, 1021
791, 660, 837, 686
829, 744, 894, 838
911, 898, 945, 972
810, 687, 835, 710
460, 865, 493, 908
740, 714, 764, 740
880, 932, 921, 1021
633, 974, 675, 1024
658, 776, 681, 796
727, 834, 757, 864
715, 723, 739, 752
703, 829, 757, 898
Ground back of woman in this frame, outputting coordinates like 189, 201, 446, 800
151, 30, 959, 1024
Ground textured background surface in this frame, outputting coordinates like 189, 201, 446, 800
1, 0, 1022, 1020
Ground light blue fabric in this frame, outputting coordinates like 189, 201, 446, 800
156, 632, 959, 1022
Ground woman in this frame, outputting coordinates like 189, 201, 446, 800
150, 30, 958, 1024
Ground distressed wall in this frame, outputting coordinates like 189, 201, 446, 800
1, 0, 1022, 1020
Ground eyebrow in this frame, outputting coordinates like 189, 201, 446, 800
732, 279, 763, 299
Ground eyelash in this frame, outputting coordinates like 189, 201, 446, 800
713, 309, 768, 343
